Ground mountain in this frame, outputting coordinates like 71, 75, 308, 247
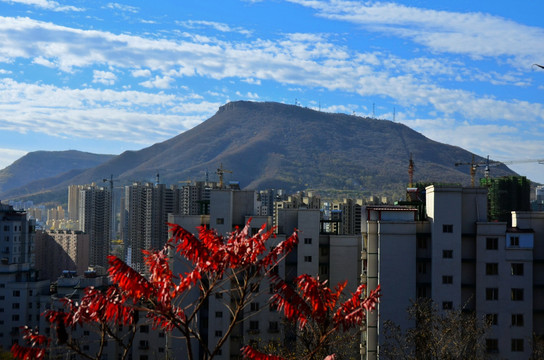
0, 101, 518, 203
0, 150, 114, 197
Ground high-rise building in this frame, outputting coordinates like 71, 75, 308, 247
78, 184, 111, 269
362, 184, 543, 360
169, 188, 361, 359
123, 182, 176, 272
0, 201, 49, 351
35, 230, 90, 279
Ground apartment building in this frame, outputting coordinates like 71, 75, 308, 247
168, 187, 362, 359
0, 202, 49, 352
362, 184, 541, 359
122, 182, 176, 272
78, 184, 111, 269
35, 229, 90, 279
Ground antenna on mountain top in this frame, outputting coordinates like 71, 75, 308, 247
372, 103, 375, 118
319, 101, 321, 111
393, 107, 396, 122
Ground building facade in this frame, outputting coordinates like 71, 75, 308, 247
362, 185, 542, 359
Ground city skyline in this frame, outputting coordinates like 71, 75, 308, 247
0, 1, 543, 182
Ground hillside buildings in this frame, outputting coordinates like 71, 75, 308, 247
361, 184, 544, 359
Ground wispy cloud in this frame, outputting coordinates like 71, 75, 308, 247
0, 16, 541, 126
0, 78, 220, 144
179, 20, 252, 36
92, 70, 117, 85
287, 0, 544, 64
105, 2, 138, 13
0, 148, 27, 169
0, 0, 83, 12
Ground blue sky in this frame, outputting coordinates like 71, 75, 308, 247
0, 0, 543, 183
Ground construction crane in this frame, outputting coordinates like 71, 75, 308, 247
455, 155, 544, 187
216, 163, 232, 189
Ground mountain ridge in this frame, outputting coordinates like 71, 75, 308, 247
0, 101, 518, 203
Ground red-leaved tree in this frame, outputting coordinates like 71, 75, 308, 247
12, 220, 380, 360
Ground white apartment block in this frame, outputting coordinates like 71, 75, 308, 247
362, 185, 542, 359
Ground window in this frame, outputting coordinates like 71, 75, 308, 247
417, 237, 427, 249
511, 263, 524, 276
417, 286, 428, 298
138, 340, 149, 350
510, 236, 520, 247
12, 303, 19, 309
249, 321, 259, 331
443, 224, 453, 233
486, 314, 498, 325
486, 288, 499, 301
486, 237, 498, 250
304, 237, 312, 244
320, 247, 329, 256
215, 311, 223, 318
3, 226, 8, 231
216, 218, 224, 225
417, 262, 427, 274
13, 290, 20, 297
140, 325, 149, 333
486, 263, 498, 275
250, 302, 259, 312
442, 250, 453, 258
512, 314, 524, 327
319, 265, 329, 275
442, 275, 453, 284
215, 330, 222, 337
269, 321, 279, 332
442, 301, 453, 310
304, 256, 312, 262
12, 315, 19, 321
511, 338, 524, 352
215, 292, 223, 299
511, 288, 524, 301
486, 339, 499, 353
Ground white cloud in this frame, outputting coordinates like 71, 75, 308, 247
235, 91, 259, 99
33, 56, 55, 68
179, 20, 252, 36
92, 70, 117, 85
287, 0, 544, 64
139, 75, 173, 89
0, 69, 12, 74
131, 69, 151, 78
0, 78, 221, 144
0, 148, 27, 169
105, 2, 138, 13
1, 0, 83, 11
0, 15, 541, 146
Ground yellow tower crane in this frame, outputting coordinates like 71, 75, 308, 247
216, 163, 233, 189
